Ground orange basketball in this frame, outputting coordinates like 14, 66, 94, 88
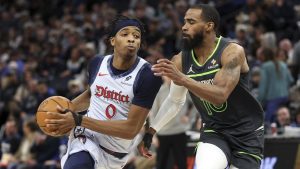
36, 96, 74, 136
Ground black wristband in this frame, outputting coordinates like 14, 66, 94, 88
143, 132, 153, 149
71, 112, 83, 126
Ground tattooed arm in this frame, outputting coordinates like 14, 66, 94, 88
182, 43, 246, 105
151, 43, 247, 105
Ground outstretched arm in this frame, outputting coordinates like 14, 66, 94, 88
151, 53, 187, 132
137, 82, 187, 158
150, 82, 188, 132
152, 43, 247, 105
138, 54, 188, 158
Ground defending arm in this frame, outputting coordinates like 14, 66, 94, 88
150, 81, 188, 132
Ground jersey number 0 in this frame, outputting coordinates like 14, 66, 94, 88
105, 104, 117, 119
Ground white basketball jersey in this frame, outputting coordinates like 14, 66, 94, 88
85, 55, 148, 153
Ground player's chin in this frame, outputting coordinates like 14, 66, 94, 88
125, 50, 138, 57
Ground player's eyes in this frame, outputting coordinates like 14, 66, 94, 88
133, 34, 140, 39
184, 19, 195, 25
189, 20, 195, 24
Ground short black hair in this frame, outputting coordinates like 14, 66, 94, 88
107, 15, 146, 42
190, 4, 220, 32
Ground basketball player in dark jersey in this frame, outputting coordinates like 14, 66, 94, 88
138, 4, 264, 169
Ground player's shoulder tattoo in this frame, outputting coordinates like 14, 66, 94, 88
223, 44, 244, 69
224, 57, 239, 70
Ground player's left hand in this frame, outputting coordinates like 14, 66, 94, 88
137, 132, 153, 158
45, 106, 75, 136
151, 59, 186, 86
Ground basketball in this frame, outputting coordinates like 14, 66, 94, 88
36, 96, 74, 136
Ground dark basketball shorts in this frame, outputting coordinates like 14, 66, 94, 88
199, 128, 264, 169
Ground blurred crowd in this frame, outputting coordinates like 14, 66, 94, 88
1, 0, 300, 169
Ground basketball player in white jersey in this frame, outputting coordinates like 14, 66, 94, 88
44, 16, 162, 169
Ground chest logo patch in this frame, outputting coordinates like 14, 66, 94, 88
208, 59, 219, 69
187, 64, 195, 74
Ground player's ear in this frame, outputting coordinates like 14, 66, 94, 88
206, 22, 214, 32
110, 37, 115, 47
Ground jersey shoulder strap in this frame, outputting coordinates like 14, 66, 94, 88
88, 54, 105, 85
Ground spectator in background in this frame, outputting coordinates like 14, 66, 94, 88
249, 67, 261, 98
234, 24, 252, 56
12, 71, 39, 117
65, 47, 85, 78
82, 43, 96, 61
276, 48, 289, 63
260, 32, 277, 50
7, 119, 39, 169
276, 106, 292, 127
292, 39, 300, 81
268, 0, 297, 41
258, 47, 294, 125
36, 44, 65, 79
1, 69, 19, 118
278, 38, 294, 65
291, 108, 300, 127
275, 106, 293, 135
66, 79, 83, 100
289, 81, 300, 111
36, 80, 56, 105
175, 0, 188, 24
1, 67, 19, 103
30, 132, 60, 169
145, 33, 165, 65
0, 119, 21, 168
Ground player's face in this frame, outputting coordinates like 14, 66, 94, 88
181, 9, 207, 50
111, 26, 141, 58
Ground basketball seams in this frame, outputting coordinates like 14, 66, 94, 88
36, 96, 71, 136
50, 98, 64, 109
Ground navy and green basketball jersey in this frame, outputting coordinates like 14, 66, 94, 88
182, 36, 264, 135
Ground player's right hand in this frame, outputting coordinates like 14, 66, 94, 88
138, 132, 153, 158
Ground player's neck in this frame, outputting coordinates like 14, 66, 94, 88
112, 53, 137, 70
193, 35, 217, 65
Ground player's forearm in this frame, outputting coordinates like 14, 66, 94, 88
71, 89, 91, 113
150, 82, 187, 132
150, 98, 185, 132
182, 77, 228, 105
81, 117, 142, 139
